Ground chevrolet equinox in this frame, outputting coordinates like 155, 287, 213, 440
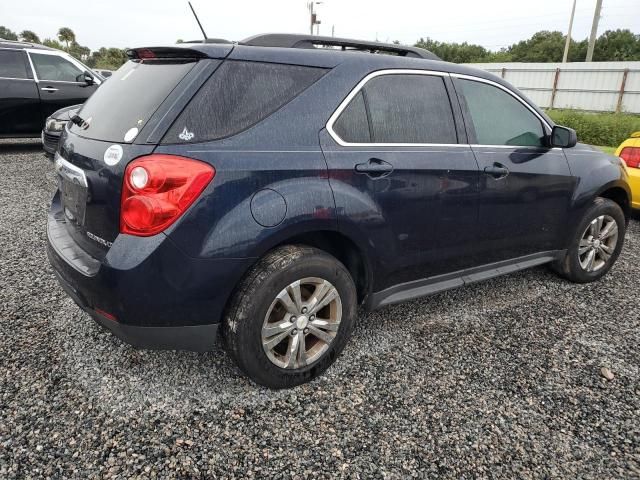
47, 34, 632, 388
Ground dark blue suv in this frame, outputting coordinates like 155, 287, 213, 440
47, 34, 631, 388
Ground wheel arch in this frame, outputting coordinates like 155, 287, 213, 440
597, 185, 631, 222
272, 230, 373, 304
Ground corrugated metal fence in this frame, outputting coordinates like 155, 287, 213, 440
465, 62, 640, 114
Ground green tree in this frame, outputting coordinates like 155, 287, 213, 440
42, 38, 65, 50
504, 30, 592, 62
57, 27, 75, 49
415, 37, 493, 63
484, 49, 514, 62
593, 29, 640, 61
507, 31, 566, 62
19, 30, 40, 44
67, 41, 90, 62
88, 47, 127, 70
568, 39, 588, 62
176, 39, 184, 44
0, 26, 18, 41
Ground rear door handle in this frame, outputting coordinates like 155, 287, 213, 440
483, 163, 509, 179
41, 87, 59, 93
355, 158, 393, 178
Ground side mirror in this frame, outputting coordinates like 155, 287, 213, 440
550, 125, 577, 148
76, 72, 94, 85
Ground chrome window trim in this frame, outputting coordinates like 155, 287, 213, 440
449, 72, 552, 134
25, 51, 39, 82
0, 76, 33, 81
470, 144, 562, 151
326, 69, 461, 148
326, 69, 555, 149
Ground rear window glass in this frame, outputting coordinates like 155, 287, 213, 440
162, 61, 327, 144
333, 91, 371, 143
365, 75, 457, 144
0, 50, 29, 79
331, 74, 457, 144
70, 60, 196, 142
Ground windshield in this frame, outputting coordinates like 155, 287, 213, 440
69, 60, 196, 143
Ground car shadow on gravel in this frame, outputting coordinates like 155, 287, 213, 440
0, 139, 43, 155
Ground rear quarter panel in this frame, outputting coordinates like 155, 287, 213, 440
151, 64, 354, 260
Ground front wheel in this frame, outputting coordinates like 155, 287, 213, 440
554, 197, 626, 283
223, 245, 357, 389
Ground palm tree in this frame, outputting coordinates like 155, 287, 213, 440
57, 27, 75, 50
20, 30, 40, 44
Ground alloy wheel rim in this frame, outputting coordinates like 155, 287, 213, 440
261, 277, 342, 370
578, 214, 618, 273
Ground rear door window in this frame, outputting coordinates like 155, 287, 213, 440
69, 60, 197, 142
456, 78, 545, 147
331, 73, 457, 144
30, 52, 83, 82
162, 61, 327, 144
0, 50, 29, 79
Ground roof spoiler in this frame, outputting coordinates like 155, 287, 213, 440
125, 46, 209, 60
241, 33, 440, 60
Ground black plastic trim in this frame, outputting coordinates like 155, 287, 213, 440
241, 33, 440, 60
92, 311, 219, 352
51, 267, 219, 352
366, 251, 565, 310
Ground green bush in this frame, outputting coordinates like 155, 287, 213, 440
546, 109, 640, 147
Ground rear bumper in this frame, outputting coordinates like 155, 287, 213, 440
51, 268, 220, 351
47, 192, 253, 351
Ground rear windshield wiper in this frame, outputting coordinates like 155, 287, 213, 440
70, 114, 88, 129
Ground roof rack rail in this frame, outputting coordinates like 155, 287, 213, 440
0, 39, 54, 50
240, 33, 440, 60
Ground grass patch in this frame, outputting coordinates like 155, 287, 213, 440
595, 145, 617, 155
546, 109, 640, 148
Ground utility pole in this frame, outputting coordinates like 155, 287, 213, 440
308, 2, 323, 35
586, 0, 603, 62
562, 0, 577, 63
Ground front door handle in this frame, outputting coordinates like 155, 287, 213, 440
484, 163, 509, 179
41, 86, 59, 93
355, 158, 393, 178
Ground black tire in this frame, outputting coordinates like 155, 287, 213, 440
223, 245, 357, 389
553, 197, 626, 283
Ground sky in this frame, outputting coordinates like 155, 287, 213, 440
1, 0, 639, 52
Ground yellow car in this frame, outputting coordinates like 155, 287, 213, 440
616, 132, 640, 211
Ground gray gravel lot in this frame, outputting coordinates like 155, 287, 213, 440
0, 139, 639, 479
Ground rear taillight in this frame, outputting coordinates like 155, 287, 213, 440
120, 154, 215, 236
620, 147, 640, 169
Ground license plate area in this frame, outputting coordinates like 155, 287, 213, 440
55, 153, 89, 226
60, 178, 88, 225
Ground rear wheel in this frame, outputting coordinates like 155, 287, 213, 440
554, 197, 626, 283
223, 245, 357, 389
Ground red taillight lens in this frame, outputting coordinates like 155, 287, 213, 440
120, 154, 215, 236
620, 147, 640, 169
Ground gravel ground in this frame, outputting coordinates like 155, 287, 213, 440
0, 139, 639, 479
